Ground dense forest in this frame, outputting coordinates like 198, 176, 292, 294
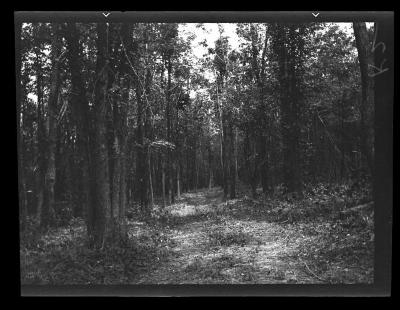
18, 22, 375, 284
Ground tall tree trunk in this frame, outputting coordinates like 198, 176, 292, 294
91, 23, 112, 247
353, 22, 374, 177
259, 135, 269, 194
162, 155, 166, 207
216, 77, 228, 199
251, 24, 270, 195
136, 86, 147, 211
41, 23, 63, 229
186, 137, 191, 191
208, 140, 213, 190
175, 94, 181, 199
147, 145, 154, 208
222, 120, 229, 199
35, 50, 45, 225
64, 23, 92, 231
165, 56, 174, 204
229, 121, 236, 199
244, 128, 257, 198
144, 63, 154, 213
16, 22, 27, 231
118, 36, 130, 234
340, 91, 347, 180
111, 133, 121, 223
273, 24, 302, 193
108, 23, 132, 241
119, 136, 128, 237
235, 127, 239, 185
176, 159, 181, 199
251, 136, 258, 198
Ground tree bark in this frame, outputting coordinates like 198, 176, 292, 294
16, 21, 27, 231
273, 24, 302, 193
64, 23, 92, 230
353, 22, 374, 177
208, 139, 213, 190
165, 56, 174, 204
229, 121, 236, 199
109, 22, 132, 241
215, 76, 228, 199
34, 48, 46, 225
41, 23, 63, 229
144, 65, 154, 213
259, 132, 271, 195
176, 159, 181, 199
91, 23, 112, 247
162, 155, 166, 207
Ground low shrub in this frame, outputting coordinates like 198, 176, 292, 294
208, 227, 251, 247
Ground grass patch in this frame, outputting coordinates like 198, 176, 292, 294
208, 226, 252, 247
184, 254, 244, 281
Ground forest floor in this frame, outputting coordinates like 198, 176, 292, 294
20, 184, 374, 284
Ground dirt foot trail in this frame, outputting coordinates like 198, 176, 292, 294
134, 188, 320, 284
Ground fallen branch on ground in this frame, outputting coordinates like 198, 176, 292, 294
340, 202, 373, 214
301, 260, 329, 283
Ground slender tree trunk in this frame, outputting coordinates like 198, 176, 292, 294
208, 140, 213, 190
186, 138, 191, 191
273, 24, 303, 193
148, 145, 154, 208
353, 22, 374, 177
108, 22, 132, 241
340, 91, 347, 180
35, 51, 46, 225
176, 160, 181, 199
259, 135, 269, 194
111, 135, 121, 222
195, 156, 199, 192
216, 77, 228, 199
42, 24, 63, 229
144, 62, 153, 213
162, 155, 166, 207
136, 88, 147, 211
91, 23, 112, 247
251, 136, 258, 198
235, 127, 239, 185
118, 57, 131, 234
16, 22, 27, 230
119, 136, 128, 237
165, 56, 174, 204
229, 122, 236, 199
244, 128, 257, 198
64, 22, 92, 232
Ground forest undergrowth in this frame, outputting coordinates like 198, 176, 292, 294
20, 181, 374, 284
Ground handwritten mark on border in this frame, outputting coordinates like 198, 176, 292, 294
368, 23, 389, 77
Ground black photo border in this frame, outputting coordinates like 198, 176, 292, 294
14, 11, 393, 297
